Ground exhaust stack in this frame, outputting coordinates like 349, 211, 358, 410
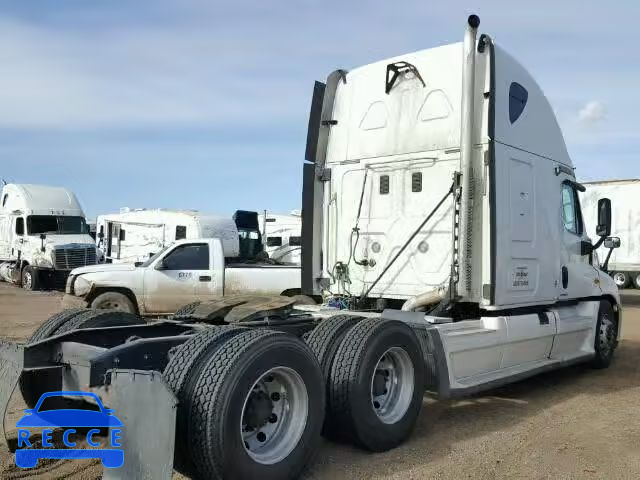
458, 14, 480, 299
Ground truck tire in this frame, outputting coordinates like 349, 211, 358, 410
20, 309, 144, 408
633, 272, 640, 290
612, 271, 629, 289
21, 265, 40, 291
187, 329, 324, 480
591, 301, 617, 369
305, 314, 362, 379
163, 325, 247, 474
55, 309, 144, 335
327, 318, 425, 452
172, 301, 202, 319
90, 291, 137, 314
27, 308, 87, 343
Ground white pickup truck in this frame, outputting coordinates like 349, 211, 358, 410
62, 237, 303, 315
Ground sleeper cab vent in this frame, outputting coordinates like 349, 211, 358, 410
411, 172, 422, 192
379, 174, 390, 195
509, 82, 528, 124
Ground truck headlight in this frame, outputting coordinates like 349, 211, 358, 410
73, 276, 92, 297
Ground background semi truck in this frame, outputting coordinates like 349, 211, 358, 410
581, 178, 640, 288
0, 15, 623, 480
0, 183, 99, 290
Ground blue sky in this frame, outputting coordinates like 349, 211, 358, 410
0, 1, 637, 219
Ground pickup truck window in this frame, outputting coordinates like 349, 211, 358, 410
163, 243, 209, 270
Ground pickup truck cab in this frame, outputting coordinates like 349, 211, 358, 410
63, 237, 302, 315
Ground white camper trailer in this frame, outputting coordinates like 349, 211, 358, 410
0, 183, 98, 290
581, 179, 640, 288
96, 209, 239, 264
260, 211, 302, 265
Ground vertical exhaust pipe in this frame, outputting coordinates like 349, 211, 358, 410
458, 14, 480, 298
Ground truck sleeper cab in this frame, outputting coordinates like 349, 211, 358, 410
0, 15, 623, 480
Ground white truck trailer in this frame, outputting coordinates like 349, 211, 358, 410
581, 179, 640, 288
0, 16, 623, 480
0, 183, 99, 290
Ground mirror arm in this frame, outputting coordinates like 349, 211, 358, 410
602, 247, 614, 272
592, 236, 606, 250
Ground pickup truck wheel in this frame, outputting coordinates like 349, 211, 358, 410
328, 318, 425, 452
21, 266, 40, 291
188, 330, 324, 480
90, 291, 136, 314
612, 271, 629, 289
173, 301, 202, 319
592, 301, 617, 369
55, 309, 144, 335
19, 308, 88, 408
163, 325, 247, 475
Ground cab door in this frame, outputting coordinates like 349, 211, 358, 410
143, 243, 209, 314
557, 180, 601, 300
551, 178, 600, 359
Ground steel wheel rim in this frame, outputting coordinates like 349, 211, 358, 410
240, 366, 308, 465
598, 314, 615, 358
613, 272, 626, 287
23, 272, 32, 290
370, 346, 414, 424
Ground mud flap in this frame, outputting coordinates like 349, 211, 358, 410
102, 370, 177, 480
0, 341, 23, 448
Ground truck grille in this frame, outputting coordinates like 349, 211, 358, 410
54, 247, 97, 270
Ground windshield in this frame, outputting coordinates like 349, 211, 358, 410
140, 245, 171, 267
27, 215, 87, 235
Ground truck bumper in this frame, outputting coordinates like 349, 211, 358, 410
61, 294, 90, 309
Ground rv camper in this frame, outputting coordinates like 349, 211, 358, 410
96, 208, 240, 264
0, 183, 98, 290
260, 211, 302, 265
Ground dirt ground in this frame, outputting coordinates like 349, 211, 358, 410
1, 282, 639, 479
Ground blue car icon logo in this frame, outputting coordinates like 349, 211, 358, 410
15, 391, 124, 469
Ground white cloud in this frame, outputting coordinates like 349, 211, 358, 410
578, 100, 607, 124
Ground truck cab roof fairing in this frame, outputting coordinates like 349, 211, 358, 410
492, 45, 572, 169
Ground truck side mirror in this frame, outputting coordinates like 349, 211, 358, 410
39, 233, 46, 252
596, 198, 611, 237
604, 236, 620, 249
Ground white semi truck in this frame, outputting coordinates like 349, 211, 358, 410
581, 179, 640, 288
0, 183, 99, 290
0, 16, 623, 480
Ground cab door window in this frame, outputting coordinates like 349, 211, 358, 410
163, 244, 209, 270
561, 184, 583, 235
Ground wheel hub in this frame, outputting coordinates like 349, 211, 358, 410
240, 366, 308, 465
370, 347, 415, 424
244, 391, 273, 429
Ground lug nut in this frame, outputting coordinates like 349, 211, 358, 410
271, 392, 281, 402
257, 432, 267, 442
268, 414, 278, 423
